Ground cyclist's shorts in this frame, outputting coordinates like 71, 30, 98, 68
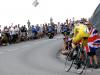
82, 38, 88, 46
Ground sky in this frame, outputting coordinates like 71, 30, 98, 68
0, 0, 99, 28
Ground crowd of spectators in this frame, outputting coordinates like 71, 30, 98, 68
0, 19, 60, 46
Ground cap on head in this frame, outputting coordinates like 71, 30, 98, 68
85, 21, 92, 26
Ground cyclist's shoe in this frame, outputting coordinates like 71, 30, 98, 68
76, 63, 81, 69
71, 55, 76, 60
94, 64, 99, 69
74, 61, 77, 65
71, 55, 77, 60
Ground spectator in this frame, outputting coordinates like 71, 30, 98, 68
14, 25, 20, 43
0, 25, 2, 45
39, 25, 43, 38
8, 26, 13, 44
36, 24, 40, 32
42, 24, 46, 36
36, 24, 40, 38
2, 26, 9, 45
17, 24, 21, 42
27, 25, 32, 40
32, 25, 37, 39
85, 21, 100, 69
12, 26, 17, 43
27, 20, 31, 28
20, 25, 27, 41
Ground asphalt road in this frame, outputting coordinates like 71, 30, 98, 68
0, 35, 100, 75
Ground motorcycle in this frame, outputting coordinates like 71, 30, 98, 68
1, 33, 8, 46
20, 32, 27, 41
48, 32, 54, 39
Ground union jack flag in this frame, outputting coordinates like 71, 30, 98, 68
85, 27, 100, 53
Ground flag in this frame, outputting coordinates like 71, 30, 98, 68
85, 27, 100, 53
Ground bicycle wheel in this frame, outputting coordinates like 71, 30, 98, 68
65, 49, 75, 72
75, 50, 87, 74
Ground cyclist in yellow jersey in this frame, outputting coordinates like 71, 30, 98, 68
71, 23, 90, 69
72, 23, 90, 46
